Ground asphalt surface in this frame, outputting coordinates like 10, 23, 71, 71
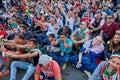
0, 54, 88, 80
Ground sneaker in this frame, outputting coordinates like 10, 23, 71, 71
84, 70, 91, 78
0, 69, 10, 78
62, 63, 67, 70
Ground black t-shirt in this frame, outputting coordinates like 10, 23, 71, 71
27, 49, 41, 66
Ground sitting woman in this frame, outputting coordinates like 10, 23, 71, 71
70, 36, 104, 76
104, 32, 120, 60
89, 54, 120, 80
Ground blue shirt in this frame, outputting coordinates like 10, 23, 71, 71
102, 8, 113, 15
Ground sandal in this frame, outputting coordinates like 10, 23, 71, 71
0, 69, 10, 78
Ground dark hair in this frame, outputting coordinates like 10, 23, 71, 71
97, 12, 102, 16
15, 33, 24, 39
42, 15, 47, 21
60, 32, 67, 37
50, 17, 57, 22
28, 38, 37, 45
49, 33, 55, 38
107, 14, 114, 18
21, 26, 27, 31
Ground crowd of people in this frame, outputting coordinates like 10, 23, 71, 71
0, 0, 120, 80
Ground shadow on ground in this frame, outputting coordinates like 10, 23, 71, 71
0, 63, 88, 80
0, 54, 88, 80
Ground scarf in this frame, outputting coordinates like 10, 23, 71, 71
101, 63, 120, 80
80, 28, 87, 33
83, 40, 104, 54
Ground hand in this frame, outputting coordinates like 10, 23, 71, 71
4, 51, 16, 58
64, 42, 68, 48
76, 62, 82, 68
48, 50, 52, 52
84, 48, 89, 53
105, 58, 108, 61
51, 41, 56, 46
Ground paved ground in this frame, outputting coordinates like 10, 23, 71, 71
0, 54, 88, 80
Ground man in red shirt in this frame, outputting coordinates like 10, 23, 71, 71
81, 11, 94, 27
0, 28, 8, 39
100, 15, 120, 43
35, 55, 62, 80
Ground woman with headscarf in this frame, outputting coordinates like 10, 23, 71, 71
70, 36, 104, 76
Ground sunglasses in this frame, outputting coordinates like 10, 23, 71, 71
106, 17, 112, 19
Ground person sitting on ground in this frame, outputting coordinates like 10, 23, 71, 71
70, 36, 104, 77
51, 32, 73, 70
89, 12, 105, 38
20, 25, 34, 40
104, 31, 120, 60
0, 33, 27, 77
35, 54, 62, 80
89, 54, 120, 80
71, 22, 91, 50
100, 14, 120, 43
81, 11, 95, 27
4, 38, 42, 80
6, 25, 20, 40
58, 26, 72, 38
45, 33, 60, 55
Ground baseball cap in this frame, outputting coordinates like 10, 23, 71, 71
39, 55, 52, 66
81, 22, 87, 25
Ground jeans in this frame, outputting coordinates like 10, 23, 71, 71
49, 52, 70, 65
10, 61, 36, 80
36, 33, 48, 45
70, 54, 97, 73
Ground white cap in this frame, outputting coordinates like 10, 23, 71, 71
81, 22, 87, 25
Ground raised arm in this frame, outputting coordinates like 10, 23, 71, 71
4, 51, 39, 58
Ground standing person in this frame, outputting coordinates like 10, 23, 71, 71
4, 38, 42, 80
89, 54, 120, 80
51, 32, 73, 70
35, 54, 62, 80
